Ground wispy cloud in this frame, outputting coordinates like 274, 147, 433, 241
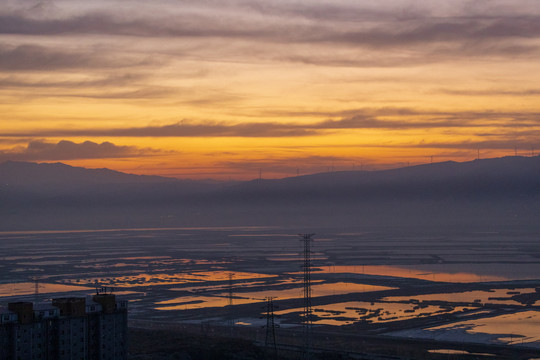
438, 88, 540, 97
2, 122, 316, 138
1, 1, 539, 178
1, 0, 539, 110
2, 1, 540, 70
5, 109, 540, 138
0, 44, 157, 71
403, 139, 540, 150
0, 73, 146, 88
0, 140, 161, 162
4, 2, 540, 44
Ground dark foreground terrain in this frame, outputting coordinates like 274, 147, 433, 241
128, 326, 540, 360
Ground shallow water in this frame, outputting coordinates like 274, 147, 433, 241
275, 301, 469, 325
155, 295, 257, 310
0, 282, 93, 297
0, 226, 539, 348
384, 288, 539, 306
314, 265, 530, 282
232, 282, 394, 301
415, 311, 540, 347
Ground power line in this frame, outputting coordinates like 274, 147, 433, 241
32, 276, 39, 302
263, 297, 279, 360
299, 233, 315, 360
227, 272, 235, 334
228, 272, 234, 307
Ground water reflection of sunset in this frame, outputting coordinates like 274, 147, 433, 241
316, 265, 509, 283
154, 282, 394, 311
384, 288, 538, 306
231, 282, 394, 301
276, 301, 469, 326
425, 311, 540, 346
0, 282, 93, 297
1, 227, 538, 350
155, 296, 257, 310
68, 271, 276, 288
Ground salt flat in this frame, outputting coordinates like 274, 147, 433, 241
0, 226, 538, 348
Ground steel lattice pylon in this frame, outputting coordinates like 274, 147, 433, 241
227, 272, 235, 334
299, 233, 315, 360
228, 272, 234, 307
263, 296, 278, 359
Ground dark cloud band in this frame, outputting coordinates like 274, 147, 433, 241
3, 109, 540, 138
0, 140, 160, 162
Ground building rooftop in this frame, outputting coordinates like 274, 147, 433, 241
0, 306, 13, 314
34, 302, 58, 311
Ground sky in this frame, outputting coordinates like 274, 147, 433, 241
1, 0, 540, 180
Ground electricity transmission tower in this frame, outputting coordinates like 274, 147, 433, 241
228, 272, 235, 307
263, 297, 279, 360
227, 272, 235, 334
32, 276, 39, 302
299, 233, 315, 360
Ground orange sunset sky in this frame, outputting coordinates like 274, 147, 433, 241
1, 0, 540, 179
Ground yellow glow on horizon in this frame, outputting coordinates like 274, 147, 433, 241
2, 2, 540, 179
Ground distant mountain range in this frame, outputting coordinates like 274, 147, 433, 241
0, 160, 172, 186
0, 160, 220, 189
223, 155, 540, 199
1, 156, 540, 231
0, 161, 230, 202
